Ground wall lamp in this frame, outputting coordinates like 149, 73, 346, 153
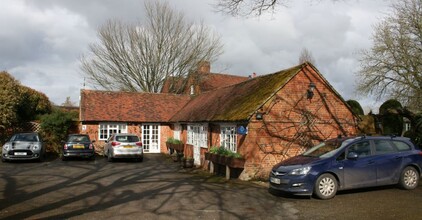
307, 82, 316, 100
256, 112, 263, 120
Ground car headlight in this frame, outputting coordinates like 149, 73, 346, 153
3, 144, 10, 150
289, 166, 311, 176
32, 145, 39, 150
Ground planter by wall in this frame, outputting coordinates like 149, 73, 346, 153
228, 157, 245, 168
206, 153, 245, 169
166, 143, 184, 152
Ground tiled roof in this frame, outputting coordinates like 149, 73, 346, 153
161, 72, 248, 94
170, 64, 304, 122
197, 73, 249, 92
80, 90, 191, 122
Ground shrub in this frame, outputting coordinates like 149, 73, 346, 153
40, 109, 75, 154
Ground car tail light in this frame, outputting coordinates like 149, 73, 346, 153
136, 142, 142, 147
64, 144, 68, 150
111, 141, 120, 147
89, 144, 93, 149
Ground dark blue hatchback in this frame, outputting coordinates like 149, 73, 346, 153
269, 136, 422, 199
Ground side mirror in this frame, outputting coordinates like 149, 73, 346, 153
347, 152, 359, 160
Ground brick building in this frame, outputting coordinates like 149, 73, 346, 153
79, 62, 358, 180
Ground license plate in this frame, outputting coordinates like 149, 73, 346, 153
124, 146, 134, 148
14, 152, 27, 156
73, 145, 84, 149
270, 177, 281, 184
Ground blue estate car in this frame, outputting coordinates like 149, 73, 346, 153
269, 136, 422, 199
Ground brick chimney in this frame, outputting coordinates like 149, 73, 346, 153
197, 61, 210, 73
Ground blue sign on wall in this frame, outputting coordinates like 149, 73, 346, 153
237, 126, 248, 135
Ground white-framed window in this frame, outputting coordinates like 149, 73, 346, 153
220, 125, 237, 152
187, 124, 208, 148
98, 123, 127, 140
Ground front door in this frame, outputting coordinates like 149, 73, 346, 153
188, 124, 207, 165
192, 126, 201, 165
142, 124, 160, 153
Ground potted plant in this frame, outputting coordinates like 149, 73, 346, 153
166, 137, 184, 152
217, 147, 230, 165
205, 146, 219, 161
182, 156, 194, 168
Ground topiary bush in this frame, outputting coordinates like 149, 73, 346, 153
346, 100, 364, 115
379, 99, 403, 135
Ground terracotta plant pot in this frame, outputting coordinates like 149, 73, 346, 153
182, 158, 194, 168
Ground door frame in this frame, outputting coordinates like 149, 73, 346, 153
141, 123, 161, 153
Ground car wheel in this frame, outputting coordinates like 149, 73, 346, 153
107, 151, 113, 162
138, 157, 143, 162
399, 166, 419, 190
1, 157, 7, 163
61, 155, 67, 161
314, 173, 337, 200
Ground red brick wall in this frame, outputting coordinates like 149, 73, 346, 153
197, 67, 358, 180
79, 122, 173, 155
233, 67, 358, 180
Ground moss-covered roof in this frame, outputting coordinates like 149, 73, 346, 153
170, 63, 304, 122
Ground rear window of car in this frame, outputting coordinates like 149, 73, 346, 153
392, 141, 412, 151
116, 135, 139, 142
68, 135, 90, 142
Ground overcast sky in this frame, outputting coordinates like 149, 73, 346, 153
0, 0, 392, 112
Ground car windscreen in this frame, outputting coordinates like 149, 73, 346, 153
68, 135, 90, 142
303, 139, 352, 158
12, 134, 39, 142
116, 135, 139, 143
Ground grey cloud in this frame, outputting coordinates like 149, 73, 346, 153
1, 0, 394, 110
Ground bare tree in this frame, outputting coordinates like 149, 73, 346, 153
357, 0, 422, 110
81, 1, 223, 93
215, 0, 283, 16
215, 0, 342, 16
298, 48, 316, 65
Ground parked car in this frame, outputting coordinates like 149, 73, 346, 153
269, 136, 422, 199
62, 134, 95, 160
104, 133, 143, 162
1, 132, 45, 162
